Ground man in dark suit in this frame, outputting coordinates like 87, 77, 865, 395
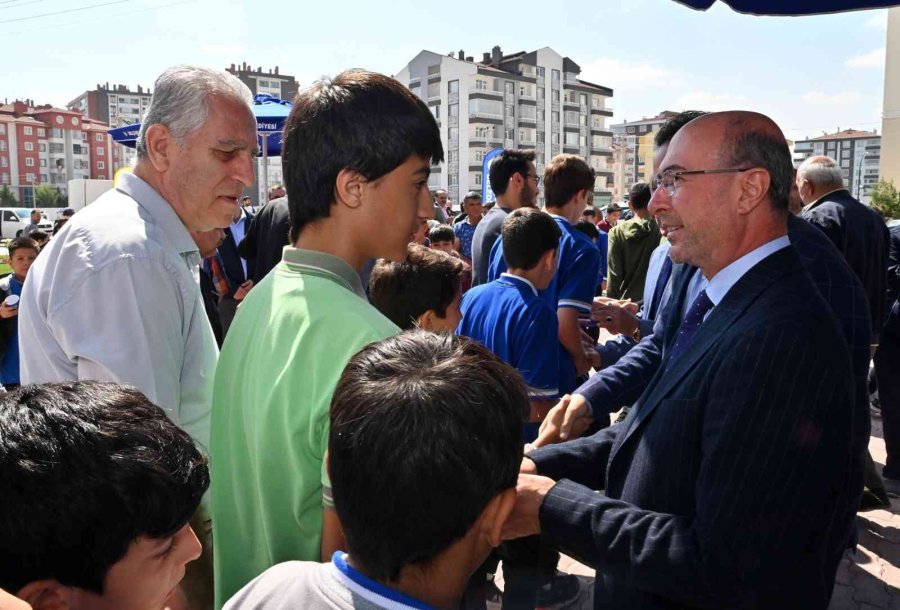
798, 156, 890, 339
505, 112, 859, 609
237, 195, 290, 285
218, 205, 255, 333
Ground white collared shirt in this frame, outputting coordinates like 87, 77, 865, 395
19, 173, 218, 449
704, 235, 791, 308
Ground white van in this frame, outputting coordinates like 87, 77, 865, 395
0, 208, 53, 239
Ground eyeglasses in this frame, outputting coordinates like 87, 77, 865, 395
521, 172, 542, 186
651, 167, 754, 197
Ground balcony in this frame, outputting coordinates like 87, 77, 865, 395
518, 115, 537, 125
519, 137, 536, 146
470, 111, 503, 122
519, 91, 537, 101
469, 86, 503, 98
563, 98, 581, 109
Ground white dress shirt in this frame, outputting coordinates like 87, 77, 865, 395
19, 173, 218, 449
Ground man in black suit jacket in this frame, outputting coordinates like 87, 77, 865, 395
798, 156, 890, 338
238, 196, 290, 285
218, 206, 255, 333
505, 112, 858, 609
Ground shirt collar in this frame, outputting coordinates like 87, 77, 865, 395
705, 235, 791, 306
546, 213, 572, 226
500, 272, 539, 297
330, 552, 433, 610
281, 247, 367, 300
117, 173, 197, 255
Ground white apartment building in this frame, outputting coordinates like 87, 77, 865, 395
793, 129, 881, 204
396, 45, 614, 206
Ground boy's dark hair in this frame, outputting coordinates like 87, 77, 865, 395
488, 149, 535, 196
574, 219, 600, 241
502, 208, 561, 270
368, 244, 464, 330
654, 111, 707, 148
27, 230, 48, 243
0, 382, 209, 593
628, 182, 652, 210
329, 330, 527, 581
428, 225, 455, 244
8, 236, 39, 258
281, 69, 444, 241
543, 154, 595, 208
582, 207, 596, 217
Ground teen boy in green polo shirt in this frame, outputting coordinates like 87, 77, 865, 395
209, 69, 443, 608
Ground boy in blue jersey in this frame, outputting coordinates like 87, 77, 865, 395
487, 155, 602, 394
458, 207, 561, 436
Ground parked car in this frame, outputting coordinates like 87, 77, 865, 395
0, 208, 53, 239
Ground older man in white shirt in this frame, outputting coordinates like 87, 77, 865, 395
18, 65, 258, 451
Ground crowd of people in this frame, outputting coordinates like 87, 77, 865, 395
0, 62, 897, 610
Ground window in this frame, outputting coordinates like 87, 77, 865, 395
49, 143, 64, 154
565, 111, 580, 125
98, 161, 105, 170
38, 143, 46, 152
519, 105, 536, 120
40, 174, 47, 182
96, 133, 104, 142
430, 105, 440, 119
24, 142, 33, 151
23, 126, 32, 136
580, 94, 588, 106
505, 81, 514, 94
565, 132, 579, 145
0, 173, 7, 184
505, 128, 514, 139
448, 150, 458, 163
475, 149, 485, 162
25, 158, 34, 167
551, 133, 560, 144
537, 86, 544, 99
469, 99, 501, 117
449, 127, 458, 141
552, 90, 559, 102
475, 79, 487, 90
475, 173, 482, 185
0, 141, 5, 152
448, 80, 459, 94
73, 145, 83, 155
580, 114, 587, 126
26, 173, 34, 182
551, 69, 560, 87
0, 157, 5, 167
427, 82, 440, 98
0, 124, 5, 134
449, 103, 459, 117
552, 111, 559, 123
39, 159, 46, 167
537, 66, 545, 77
37, 128, 45, 137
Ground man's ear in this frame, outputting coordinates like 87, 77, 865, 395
142, 124, 176, 174
15, 580, 69, 610
737, 168, 771, 215
543, 248, 558, 273
334, 168, 366, 211
480, 488, 517, 548
415, 310, 435, 332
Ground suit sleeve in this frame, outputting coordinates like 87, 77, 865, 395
802, 208, 842, 250
238, 212, 260, 260
528, 423, 621, 490
537, 320, 853, 608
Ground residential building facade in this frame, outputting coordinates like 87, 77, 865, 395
882, 7, 900, 187
396, 45, 615, 207
1, 100, 116, 204
610, 110, 680, 202
793, 128, 881, 204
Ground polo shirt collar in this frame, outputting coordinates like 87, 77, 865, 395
500, 272, 538, 297
281, 247, 367, 300
118, 172, 197, 255
331, 552, 433, 610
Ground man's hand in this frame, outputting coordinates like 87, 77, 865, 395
234, 279, 254, 301
0, 303, 18, 319
501, 473, 556, 540
592, 302, 639, 336
537, 393, 593, 443
520, 456, 537, 474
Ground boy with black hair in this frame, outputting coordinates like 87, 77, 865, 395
369, 243, 464, 332
0, 381, 208, 610
428, 224, 456, 254
0, 237, 38, 389
210, 69, 443, 607
471, 150, 538, 286
223, 330, 525, 610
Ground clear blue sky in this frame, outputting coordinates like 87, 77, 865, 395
1, 0, 889, 142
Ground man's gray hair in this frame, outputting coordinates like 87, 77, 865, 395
797, 155, 844, 188
136, 65, 254, 156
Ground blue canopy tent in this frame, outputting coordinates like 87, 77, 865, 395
674, 0, 899, 14
107, 93, 292, 194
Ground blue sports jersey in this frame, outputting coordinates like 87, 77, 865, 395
487, 215, 600, 393
457, 274, 559, 403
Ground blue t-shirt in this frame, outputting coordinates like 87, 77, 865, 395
453, 218, 478, 260
1, 276, 23, 385
487, 215, 601, 393
457, 274, 559, 441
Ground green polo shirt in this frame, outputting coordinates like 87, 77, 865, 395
209, 248, 398, 608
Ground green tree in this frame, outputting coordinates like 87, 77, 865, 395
34, 185, 61, 207
870, 179, 900, 220
0, 186, 16, 206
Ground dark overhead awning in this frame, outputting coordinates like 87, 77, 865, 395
674, 0, 899, 15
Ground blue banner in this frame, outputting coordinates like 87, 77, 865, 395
481, 147, 504, 204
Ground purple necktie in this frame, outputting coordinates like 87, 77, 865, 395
666, 289, 714, 370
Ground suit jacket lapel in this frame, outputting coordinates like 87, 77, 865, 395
608, 248, 799, 468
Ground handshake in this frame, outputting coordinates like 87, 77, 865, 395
530, 393, 595, 450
